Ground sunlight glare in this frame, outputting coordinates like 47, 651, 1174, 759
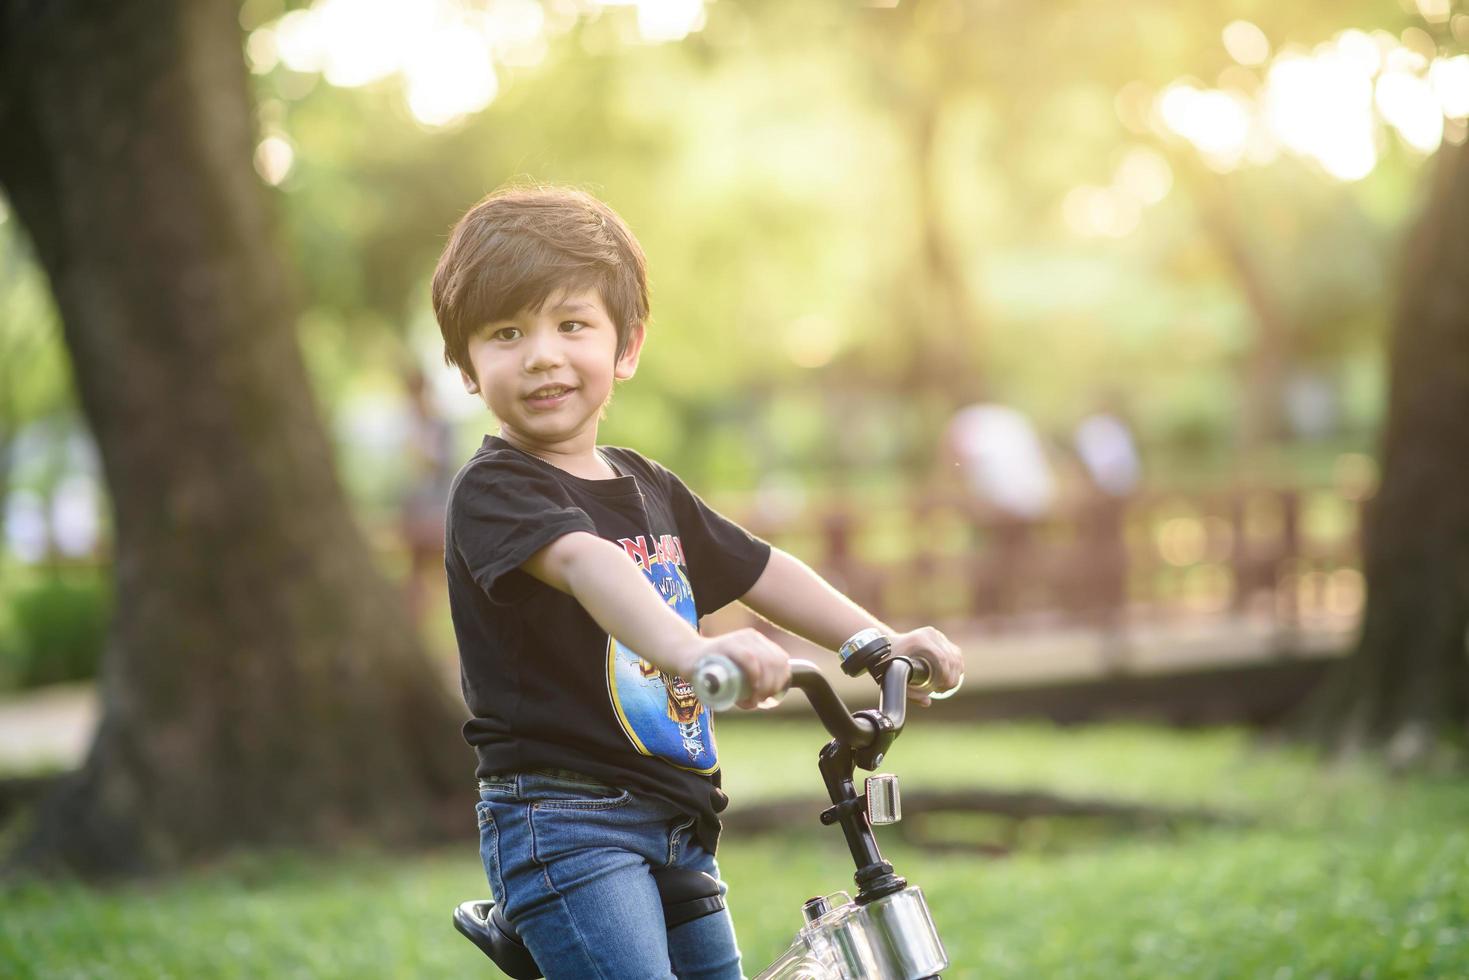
633, 0, 707, 44
316, 0, 408, 88
1376, 70, 1443, 154
1158, 84, 1252, 165
478, 0, 547, 59
1114, 147, 1172, 205
273, 9, 326, 73
1386, 44, 1429, 76
1114, 81, 1153, 134
1263, 53, 1377, 181
405, 28, 499, 126
1431, 55, 1469, 119
1149, 21, 1469, 184
1416, 0, 1452, 23
1221, 21, 1270, 67
1334, 30, 1381, 77
1401, 27, 1438, 63
246, 27, 280, 74
258, 0, 712, 127
253, 135, 296, 186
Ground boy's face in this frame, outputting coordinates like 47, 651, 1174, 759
460, 287, 644, 456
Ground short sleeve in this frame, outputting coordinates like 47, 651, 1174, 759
654, 462, 771, 616
448, 452, 597, 603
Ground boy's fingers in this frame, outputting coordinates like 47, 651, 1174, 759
720, 630, 790, 706
923, 632, 962, 688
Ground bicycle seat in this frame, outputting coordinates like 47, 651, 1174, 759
655, 867, 725, 929
453, 867, 724, 975
453, 899, 539, 979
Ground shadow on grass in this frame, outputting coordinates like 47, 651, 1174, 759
723, 788, 1248, 858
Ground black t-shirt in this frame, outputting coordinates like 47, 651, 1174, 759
445, 435, 772, 853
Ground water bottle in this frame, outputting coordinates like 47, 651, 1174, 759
692, 653, 748, 711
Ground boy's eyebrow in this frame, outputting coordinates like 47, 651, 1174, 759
546, 300, 598, 314
476, 299, 597, 328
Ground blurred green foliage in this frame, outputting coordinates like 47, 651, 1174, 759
0, 0, 1460, 549
0, 568, 110, 691
236, 0, 1439, 494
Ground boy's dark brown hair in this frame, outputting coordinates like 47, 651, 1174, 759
431, 186, 649, 376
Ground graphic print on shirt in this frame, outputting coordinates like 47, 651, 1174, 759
605, 533, 717, 774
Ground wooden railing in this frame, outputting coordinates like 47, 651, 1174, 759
736, 484, 1366, 639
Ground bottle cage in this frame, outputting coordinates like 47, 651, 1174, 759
453, 866, 725, 978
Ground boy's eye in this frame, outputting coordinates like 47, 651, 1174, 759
490, 326, 521, 341
559, 320, 588, 333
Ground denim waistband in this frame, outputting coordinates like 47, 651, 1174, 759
478, 768, 618, 792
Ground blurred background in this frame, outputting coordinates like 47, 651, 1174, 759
6, 0, 1445, 697
0, 0, 1463, 975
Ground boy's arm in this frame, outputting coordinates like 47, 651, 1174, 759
520, 531, 790, 708
739, 547, 965, 702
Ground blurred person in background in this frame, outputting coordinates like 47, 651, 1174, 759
1072, 395, 1141, 500
398, 364, 456, 625
941, 392, 1058, 621
1071, 392, 1141, 664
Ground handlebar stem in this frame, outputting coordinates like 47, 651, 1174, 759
852, 656, 913, 769
705, 650, 920, 905
818, 738, 909, 904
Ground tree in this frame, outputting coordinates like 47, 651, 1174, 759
0, 0, 465, 874
1309, 138, 1469, 762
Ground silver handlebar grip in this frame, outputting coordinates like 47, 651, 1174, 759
694, 653, 793, 711
907, 657, 933, 689
692, 653, 748, 712
904, 656, 964, 700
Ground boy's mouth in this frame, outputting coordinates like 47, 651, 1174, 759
525, 384, 576, 405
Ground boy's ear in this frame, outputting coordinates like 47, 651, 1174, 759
614, 321, 646, 381
459, 366, 480, 395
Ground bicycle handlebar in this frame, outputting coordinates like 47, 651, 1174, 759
789, 659, 879, 747
692, 653, 924, 749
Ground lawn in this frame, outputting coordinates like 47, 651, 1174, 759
2, 720, 1465, 979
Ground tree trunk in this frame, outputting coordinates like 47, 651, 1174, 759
0, 0, 466, 874
1197, 178, 1291, 450
1308, 140, 1469, 762
860, 2, 987, 398
908, 94, 983, 394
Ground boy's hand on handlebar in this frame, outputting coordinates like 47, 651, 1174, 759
697, 629, 791, 709
891, 627, 964, 706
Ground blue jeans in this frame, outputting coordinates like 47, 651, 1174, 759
476, 769, 744, 979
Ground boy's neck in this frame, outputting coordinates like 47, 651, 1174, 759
497, 430, 618, 480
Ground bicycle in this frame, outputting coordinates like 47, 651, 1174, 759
453, 629, 952, 979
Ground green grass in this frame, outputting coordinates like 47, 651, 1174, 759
3, 722, 1466, 978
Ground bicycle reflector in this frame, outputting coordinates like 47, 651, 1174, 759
865, 774, 901, 825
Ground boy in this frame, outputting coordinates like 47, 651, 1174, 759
433, 186, 963, 978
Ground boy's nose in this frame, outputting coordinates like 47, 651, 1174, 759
522, 333, 566, 370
